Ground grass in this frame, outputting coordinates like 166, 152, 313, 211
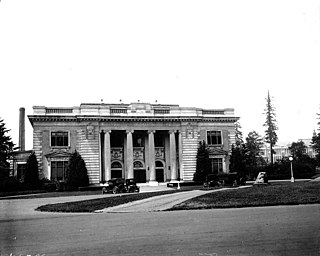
36, 190, 180, 212
170, 181, 320, 210
0, 190, 104, 200
35, 182, 320, 213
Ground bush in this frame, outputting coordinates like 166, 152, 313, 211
40, 178, 57, 192
66, 151, 89, 190
24, 152, 40, 189
0, 176, 21, 192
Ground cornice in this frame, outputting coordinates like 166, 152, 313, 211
28, 115, 239, 124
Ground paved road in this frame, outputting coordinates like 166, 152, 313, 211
1, 204, 319, 256
1, 187, 320, 255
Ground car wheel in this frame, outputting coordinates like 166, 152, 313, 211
112, 187, 119, 194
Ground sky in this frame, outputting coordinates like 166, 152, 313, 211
1, 0, 320, 150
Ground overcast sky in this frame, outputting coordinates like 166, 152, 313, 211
1, 0, 320, 150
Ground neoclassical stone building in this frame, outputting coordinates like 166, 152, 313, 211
28, 102, 239, 185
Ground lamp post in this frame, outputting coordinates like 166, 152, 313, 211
289, 156, 294, 183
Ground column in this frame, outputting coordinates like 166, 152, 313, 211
178, 131, 183, 181
104, 130, 111, 181
100, 131, 105, 183
169, 130, 177, 181
126, 130, 134, 179
148, 130, 157, 185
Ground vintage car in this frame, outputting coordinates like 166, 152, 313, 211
203, 172, 246, 188
102, 178, 140, 194
203, 174, 221, 188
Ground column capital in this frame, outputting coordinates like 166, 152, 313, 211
169, 130, 176, 134
148, 130, 156, 134
101, 129, 111, 134
126, 129, 134, 134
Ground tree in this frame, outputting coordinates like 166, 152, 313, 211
234, 121, 243, 146
24, 152, 40, 189
193, 141, 211, 182
245, 131, 264, 166
0, 118, 14, 178
229, 143, 247, 176
66, 150, 89, 190
312, 127, 320, 165
289, 141, 307, 160
230, 122, 248, 177
263, 91, 278, 165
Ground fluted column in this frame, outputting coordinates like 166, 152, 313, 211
178, 130, 183, 181
148, 130, 157, 184
126, 130, 134, 179
104, 130, 111, 181
169, 130, 177, 181
100, 131, 105, 183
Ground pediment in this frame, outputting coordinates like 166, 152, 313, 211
209, 147, 228, 155
45, 150, 72, 158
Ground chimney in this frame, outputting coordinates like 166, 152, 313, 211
19, 107, 25, 151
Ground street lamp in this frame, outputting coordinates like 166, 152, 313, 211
289, 156, 294, 183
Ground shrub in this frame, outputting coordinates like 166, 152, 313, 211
66, 150, 89, 190
24, 152, 40, 189
0, 176, 21, 192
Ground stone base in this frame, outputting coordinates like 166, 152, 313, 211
148, 181, 159, 186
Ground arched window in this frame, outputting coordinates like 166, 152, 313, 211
133, 161, 144, 169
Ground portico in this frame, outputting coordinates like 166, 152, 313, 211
99, 129, 180, 184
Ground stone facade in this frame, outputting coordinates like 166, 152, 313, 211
28, 102, 239, 185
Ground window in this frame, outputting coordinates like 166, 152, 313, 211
17, 164, 26, 181
51, 161, 68, 181
210, 158, 223, 174
207, 131, 222, 145
51, 131, 69, 147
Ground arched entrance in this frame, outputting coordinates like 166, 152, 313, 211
111, 161, 123, 179
155, 160, 165, 182
133, 160, 146, 183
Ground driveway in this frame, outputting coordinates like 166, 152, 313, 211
97, 186, 251, 213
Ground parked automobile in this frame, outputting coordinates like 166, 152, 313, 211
219, 172, 247, 186
102, 178, 140, 194
203, 172, 246, 188
203, 174, 221, 188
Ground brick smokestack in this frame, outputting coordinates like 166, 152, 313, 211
19, 107, 25, 151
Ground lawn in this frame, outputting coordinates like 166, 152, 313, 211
170, 181, 320, 210
35, 181, 320, 213
36, 189, 180, 212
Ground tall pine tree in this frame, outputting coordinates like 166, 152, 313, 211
0, 118, 14, 178
263, 91, 278, 165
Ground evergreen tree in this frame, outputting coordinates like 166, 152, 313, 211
24, 152, 40, 189
66, 150, 89, 190
0, 118, 14, 178
312, 117, 320, 164
230, 122, 247, 176
263, 91, 278, 165
245, 131, 264, 166
234, 121, 243, 146
229, 143, 247, 176
193, 141, 211, 182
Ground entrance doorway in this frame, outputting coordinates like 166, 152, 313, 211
133, 161, 146, 183
111, 161, 123, 179
155, 161, 165, 182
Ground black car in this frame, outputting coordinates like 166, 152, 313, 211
219, 172, 247, 186
203, 172, 246, 188
102, 178, 140, 194
203, 174, 221, 188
